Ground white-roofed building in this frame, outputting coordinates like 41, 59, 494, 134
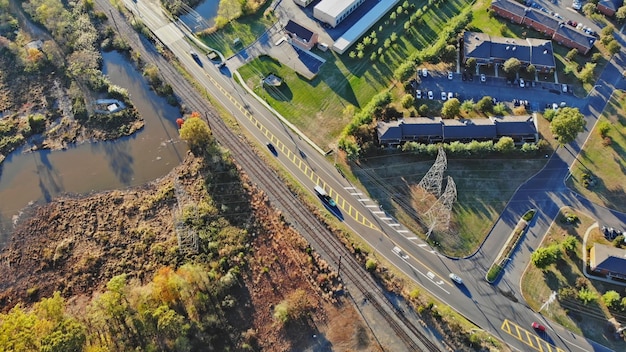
293, 0, 314, 7
314, 0, 365, 28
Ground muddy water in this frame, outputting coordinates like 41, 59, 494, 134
0, 51, 187, 245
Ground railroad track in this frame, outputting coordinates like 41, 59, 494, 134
96, 3, 442, 351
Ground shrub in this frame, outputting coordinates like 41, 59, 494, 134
602, 136, 612, 146
578, 288, 598, 305
365, 258, 378, 271
476, 96, 493, 113
597, 120, 611, 137
401, 94, 415, 109
531, 244, 562, 269
602, 290, 621, 309
494, 136, 515, 153
493, 102, 507, 116
613, 235, 624, 248
522, 210, 536, 222
562, 235, 578, 254
418, 104, 429, 116
543, 109, 557, 122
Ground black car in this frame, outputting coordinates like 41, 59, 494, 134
266, 143, 278, 156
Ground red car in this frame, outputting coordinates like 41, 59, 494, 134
532, 322, 546, 332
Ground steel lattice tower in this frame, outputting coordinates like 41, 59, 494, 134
424, 176, 457, 236
418, 147, 447, 198
173, 179, 199, 254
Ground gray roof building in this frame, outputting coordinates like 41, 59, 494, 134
463, 32, 556, 70
589, 243, 626, 278
377, 115, 539, 145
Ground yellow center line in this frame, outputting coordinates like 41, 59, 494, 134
204, 72, 378, 230
500, 320, 566, 352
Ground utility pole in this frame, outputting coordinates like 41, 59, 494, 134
109, 9, 119, 33
337, 255, 342, 277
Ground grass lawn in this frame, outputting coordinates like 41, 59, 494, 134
521, 208, 626, 350
237, 0, 472, 148
350, 153, 548, 257
566, 91, 626, 212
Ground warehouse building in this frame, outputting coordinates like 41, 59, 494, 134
314, 0, 366, 28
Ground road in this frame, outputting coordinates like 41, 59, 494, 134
105, 0, 626, 351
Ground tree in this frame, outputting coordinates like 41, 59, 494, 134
503, 57, 521, 77
617, 6, 626, 23
578, 287, 598, 305
543, 108, 557, 122
550, 107, 585, 145
441, 44, 456, 62
179, 115, 212, 155
465, 57, 477, 71
562, 235, 578, 254
401, 94, 415, 108
582, 3, 596, 16
494, 136, 515, 153
602, 290, 621, 309
597, 120, 611, 137
591, 52, 603, 63
418, 104, 429, 116
566, 48, 578, 61
578, 62, 596, 83
622, 296, 626, 311
531, 244, 562, 269
476, 96, 493, 113
606, 40, 621, 56
441, 98, 461, 118
601, 25, 614, 37
461, 99, 475, 113
526, 64, 536, 75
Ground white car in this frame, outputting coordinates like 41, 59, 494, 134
428, 91, 434, 99
480, 74, 486, 82
448, 71, 453, 80
422, 68, 428, 77
448, 92, 454, 100
441, 92, 447, 101
449, 273, 463, 285
416, 90, 422, 99
519, 78, 525, 88
392, 246, 409, 260
573, 0, 582, 10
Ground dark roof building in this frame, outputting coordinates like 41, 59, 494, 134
490, 0, 596, 54
463, 32, 556, 72
589, 244, 626, 279
284, 20, 318, 50
597, 0, 623, 17
377, 116, 538, 146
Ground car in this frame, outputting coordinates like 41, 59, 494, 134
519, 78, 525, 88
422, 68, 428, 77
448, 92, 454, 100
552, 103, 559, 110
441, 91, 447, 100
449, 273, 463, 284
573, 0, 582, 10
513, 99, 520, 107
562, 84, 568, 93
560, 101, 567, 107
392, 246, 409, 260
190, 51, 202, 65
428, 91, 434, 99
480, 74, 486, 82
448, 71, 453, 80
553, 13, 563, 20
532, 322, 546, 332
576, 23, 584, 30
266, 143, 277, 156
416, 90, 422, 99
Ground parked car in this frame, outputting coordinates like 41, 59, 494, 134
562, 84, 568, 93
441, 91, 447, 101
422, 68, 428, 77
416, 90, 422, 99
449, 273, 463, 285
532, 322, 546, 332
480, 74, 486, 82
573, 0, 582, 10
448, 71, 453, 80
428, 91, 434, 99
519, 78, 525, 88
448, 92, 454, 100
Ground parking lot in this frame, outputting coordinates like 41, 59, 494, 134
414, 70, 580, 113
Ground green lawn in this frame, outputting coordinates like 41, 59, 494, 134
567, 91, 626, 212
521, 208, 625, 350
237, 0, 472, 149
351, 154, 547, 257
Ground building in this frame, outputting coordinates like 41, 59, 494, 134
376, 115, 538, 146
293, 0, 315, 7
490, 0, 596, 54
589, 244, 626, 280
463, 32, 556, 72
284, 20, 318, 51
314, 0, 365, 28
597, 0, 623, 17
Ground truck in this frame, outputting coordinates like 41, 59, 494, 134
314, 185, 336, 207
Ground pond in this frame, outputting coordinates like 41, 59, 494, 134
0, 50, 187, 246
180, 0, 221, 33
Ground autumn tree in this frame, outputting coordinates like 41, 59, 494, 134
550, 107, 585, 145
503, 57, 521, 77
617, 6, 626, 23
531, 244, 562, 269
476, 96, 493, 113
179, 114, 213, 155
494, 136, 515, 153
441, 98, 460, 118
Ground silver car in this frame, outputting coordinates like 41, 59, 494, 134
449, 273, 463, 284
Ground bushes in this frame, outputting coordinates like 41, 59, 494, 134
531, 244, 562, 269
402, 139, 541, 157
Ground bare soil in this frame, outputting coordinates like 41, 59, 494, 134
0, 154, 377, 351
